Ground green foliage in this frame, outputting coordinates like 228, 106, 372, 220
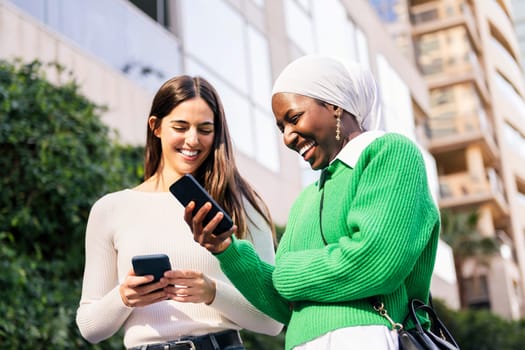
0, 235, 123, 349
432, 298, 525, 350
0, 59, 141, 348
241, 330, 285, 349
440, 210, 500, 263
0, 59, 143, 276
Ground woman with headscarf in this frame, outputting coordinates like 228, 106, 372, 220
186, 55, 440, 350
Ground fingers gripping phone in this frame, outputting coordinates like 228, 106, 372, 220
169, 174, 234, 234
132, 254, 172, 283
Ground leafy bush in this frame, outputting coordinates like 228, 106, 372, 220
0, 235, 124, 349
433, 298, 525, 350
0, 59, 142, 348
0, 59, 143, 276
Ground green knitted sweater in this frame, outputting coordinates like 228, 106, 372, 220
216, 133, 440, 349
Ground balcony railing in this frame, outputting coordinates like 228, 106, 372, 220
410, 0, 473, 25
411, 0, 460, 24
425, 110, 493, 140
411, 0, 480, 50
420, 49, 487, 92
439, 168, 504, 202
439, 171, 489, 199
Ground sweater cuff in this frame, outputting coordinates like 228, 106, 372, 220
214, 235, 244, 266
207, 278, 241, 317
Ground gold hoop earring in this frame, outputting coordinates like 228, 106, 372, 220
335, 112, 341, 141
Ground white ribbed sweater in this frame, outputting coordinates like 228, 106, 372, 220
76, 189, 282, 349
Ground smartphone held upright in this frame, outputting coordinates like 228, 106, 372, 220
169, 174, 234, 234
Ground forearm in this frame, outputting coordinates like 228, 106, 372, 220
76, 286, 133, 343
273, 227, 425, 302
210, 279, 283, 335
216, 237, 291, 324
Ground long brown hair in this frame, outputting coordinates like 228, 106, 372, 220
144, 75, 274, 240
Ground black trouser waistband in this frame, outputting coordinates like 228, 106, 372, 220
130, 330, 243, 350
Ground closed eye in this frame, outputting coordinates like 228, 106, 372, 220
172, 125, 187, 132
276, 112, 302, 133
288, 113, 302, 125
198, 127, 214, 135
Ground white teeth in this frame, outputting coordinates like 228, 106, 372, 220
299, 141, 315, 156
180, 149, 199, 157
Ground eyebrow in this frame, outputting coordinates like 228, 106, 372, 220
276, 108, 295, 129
282, 108, 295, 120
168, 120, 214, 126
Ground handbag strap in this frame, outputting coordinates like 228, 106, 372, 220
370, 295, 430, 331
370, 296, 404, 331
408, 299, 460, 348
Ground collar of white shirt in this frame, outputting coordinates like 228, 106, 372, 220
332, 130, 385, 168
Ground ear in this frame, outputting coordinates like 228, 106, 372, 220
148, 116, 160, 137
333, 105, 342, 118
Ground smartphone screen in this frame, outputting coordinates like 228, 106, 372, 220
169, 174, 234, 234
132, 254, 172, 283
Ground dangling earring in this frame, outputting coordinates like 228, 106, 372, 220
335, 111, 341, 141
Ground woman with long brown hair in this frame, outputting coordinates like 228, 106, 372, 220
76, 75, 282, 350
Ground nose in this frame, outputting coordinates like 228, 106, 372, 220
282, 124, 296, 148
185, 128, 199, 146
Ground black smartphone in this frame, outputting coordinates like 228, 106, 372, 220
132, 254, 172, 283
169, 174, 234, 234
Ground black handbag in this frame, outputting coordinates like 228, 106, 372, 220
373, 297, 460, 350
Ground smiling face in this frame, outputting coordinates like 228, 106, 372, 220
150, 97, 215, 178
272, 92, 345, 170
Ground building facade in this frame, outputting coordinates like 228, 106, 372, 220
0, 0, 460, 309
511, 0, 525, 76
371, 0, 525, 319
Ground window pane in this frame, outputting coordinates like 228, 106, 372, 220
129, 0, 168, 27
254, 108, 280, 172
356, 27, 370, 69
377, 54, 414, 138
312, 0, 357, 62
251, 0, 265, 8
10, 0, 182, 92
283, 0, 315, 53
247, 26, 272, 111
180, 0, 248, 92
296, 0, 311, 11
185, 58, 255, 157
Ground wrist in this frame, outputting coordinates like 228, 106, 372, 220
205, 279, 217, 305
211, 237, 232, 254
119, 285, 133, 308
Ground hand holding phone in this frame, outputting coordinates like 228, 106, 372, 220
132, 254, 172, 283
169, 174, 234, 234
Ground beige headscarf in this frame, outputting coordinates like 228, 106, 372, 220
271, 55, 382, 131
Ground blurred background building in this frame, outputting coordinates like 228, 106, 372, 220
370, 0, 525, 319
512, 0, 525, 79
2, 0, 525, 318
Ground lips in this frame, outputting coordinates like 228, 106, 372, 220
179, 149, 200, 158
298, 140, 315, 157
